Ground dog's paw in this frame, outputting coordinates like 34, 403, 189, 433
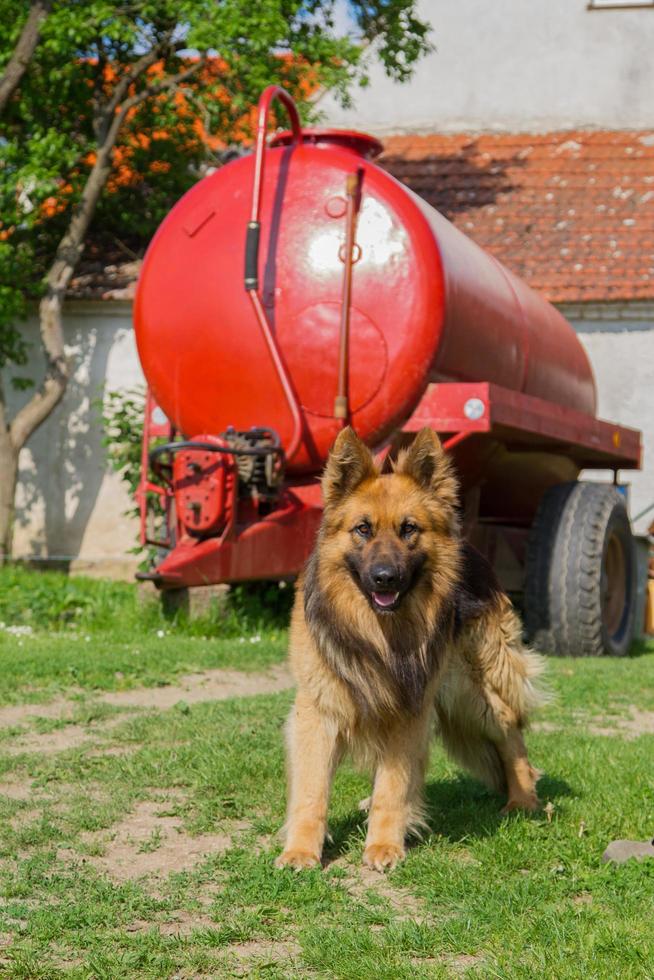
501, 793, 540, 815
363, 842, 405, 872
275, 849, 321, 871
357, 795, 371, 812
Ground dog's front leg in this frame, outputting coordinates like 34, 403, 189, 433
364, 709, 432, 872
276, 690, 342, 870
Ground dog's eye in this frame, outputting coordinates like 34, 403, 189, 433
400, 521, 419, 538
354, 522, 372, 538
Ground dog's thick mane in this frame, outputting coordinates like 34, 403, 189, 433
303, 549, 449, 718
303, 540, 504, 721
303, 426, 506, 722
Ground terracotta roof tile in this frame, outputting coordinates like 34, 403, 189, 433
69, 130, 654, 305
381, 130, 654, 303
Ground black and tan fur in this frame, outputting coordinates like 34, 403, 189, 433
277, 427, 545, 872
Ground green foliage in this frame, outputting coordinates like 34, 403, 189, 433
0, 561, 293, 639
0, 562, 136, 631
97, 385, 163, 564
99, 386, 146, 500
0, 0, 432, 378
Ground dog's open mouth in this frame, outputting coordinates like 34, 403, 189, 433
370, 591, 401, 612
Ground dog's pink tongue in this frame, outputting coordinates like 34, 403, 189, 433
372, 592, 399, 608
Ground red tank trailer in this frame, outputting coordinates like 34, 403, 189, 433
134, 87, 641, 656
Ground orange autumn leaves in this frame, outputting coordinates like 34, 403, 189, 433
33, 55, 316, 222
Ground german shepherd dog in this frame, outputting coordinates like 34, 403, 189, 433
276, 427, 545, 872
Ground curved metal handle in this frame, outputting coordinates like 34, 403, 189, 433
251, 85, 302, 225
245, 85, 302, 289
245, 86, 304, 463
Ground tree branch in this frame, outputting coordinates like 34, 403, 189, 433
95, 33, 187, 141
8, 54, 206, 452
0, 374, 8, 439
96, 45, 164, 140
0, 374, 19, 561
0, 0, 51, 115
113, 59, 205, 119
8, 307, 69, 450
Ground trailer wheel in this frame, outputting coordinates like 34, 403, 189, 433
524, 482, 636, 656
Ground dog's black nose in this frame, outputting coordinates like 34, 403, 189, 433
370, 564, 398, 589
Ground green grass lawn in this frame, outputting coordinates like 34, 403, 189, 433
0, 568, 653, 978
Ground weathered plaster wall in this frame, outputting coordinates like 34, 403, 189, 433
565, 304, 654, 534
318, 0, 654, 134
4, 303, 144, 578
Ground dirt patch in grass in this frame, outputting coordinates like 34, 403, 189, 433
450, 953, 484, 972
86, 742, 144, 759
100, 664, 293, 711
59, 798, 249, 883
1, 666, 293, 759
534, 705, 654, 740
228, 938, 301, 960
1, 776, 103, 809
412, 952, 484, 973
0, 775, 35, 800
0, 696, 81, 729
128, 910, 295, 946
449, 848, 481, 867
7, 720, 124, 756
594, 707, 654, 739
532, 721, 561, 734
335, 861, 428, 923
126, 910, 218, 936
8, 807, 41, 830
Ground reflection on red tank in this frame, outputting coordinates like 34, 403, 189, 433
134, 129, 596, 474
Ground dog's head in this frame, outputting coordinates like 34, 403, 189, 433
319, 427, 460, 616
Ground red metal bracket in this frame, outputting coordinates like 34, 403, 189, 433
404, 382, 641, 469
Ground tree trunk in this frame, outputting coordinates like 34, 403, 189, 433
0, 49, 197, 564
0, 127, 118, 566
0, 0, 51, 115
8, 125, 121, 456
0, 416, 19, 563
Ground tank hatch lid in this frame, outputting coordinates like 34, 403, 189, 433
270, 127, 383, 159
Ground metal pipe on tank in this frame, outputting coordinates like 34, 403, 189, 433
245, 86, 304, 463
334, 168, 364, 424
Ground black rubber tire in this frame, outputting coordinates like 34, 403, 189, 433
524, 482, 637, 656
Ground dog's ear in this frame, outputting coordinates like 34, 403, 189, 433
322, 427, 377, 508
397, 428, 457, 501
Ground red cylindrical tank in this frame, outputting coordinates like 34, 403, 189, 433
134, 129, 596, 474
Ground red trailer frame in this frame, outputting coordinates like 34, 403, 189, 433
137, 380, 640, 589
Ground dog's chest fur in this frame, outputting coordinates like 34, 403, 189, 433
302, 552, 449, 719
299, 544, 501, 724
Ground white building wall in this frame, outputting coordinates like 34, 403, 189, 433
4, 303, 144, 578
319, 0, 654, 133
565, 304, 654, 535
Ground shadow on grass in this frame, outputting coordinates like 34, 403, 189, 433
422, 771, 574, 844
323, 770, 574, 861
537, 638, 652, 659
323, 807, 368, 864
627, 638, 654, 659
